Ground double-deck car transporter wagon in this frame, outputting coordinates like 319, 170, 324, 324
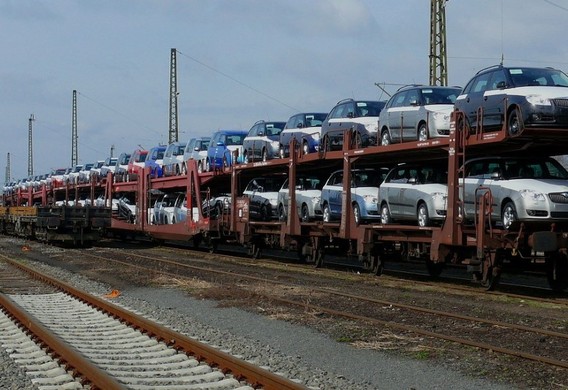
2, 112, 568, 291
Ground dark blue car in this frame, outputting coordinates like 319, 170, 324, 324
206, 130, 247, 171
145, 145, 167, 178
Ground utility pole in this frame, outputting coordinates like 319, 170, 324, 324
28, 114, 34, 177
168, 48, 179, 143
5, 153, 10, 185
429, 0, 448, 86
72, 90, 78, 166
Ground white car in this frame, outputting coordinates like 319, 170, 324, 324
243, 120, 286, 162
183, 137, 210, 173
162, 142, 186, 176
463, 156, 568, 229
66, 164, 84, 184
321, 168, 389, 224
100, 157, 118, 178
277, 175, 325, 222
379, 162, 448, 227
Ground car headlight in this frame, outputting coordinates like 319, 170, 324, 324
431, 192, 447, 201
272, 140, 280, 147
365, 124, 379, 133
520, 189, 546, 201
526, 95, 552, 106
432, 112, 449, 121
363, 195, 378, 204
311, 196, 321, 204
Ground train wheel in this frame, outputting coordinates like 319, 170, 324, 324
248, 243, 261, 259
426, 259, 444, 277
481, 252, 502, 291
546, 251, 568, 292
297, 242, 311, 263
314, 249, 324, 268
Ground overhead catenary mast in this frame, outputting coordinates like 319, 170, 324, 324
28, 114, 34, 177
429, 0, 448, 86
168, 48, 179, 143
72, 90, 78, 166
5, 153, 10, 185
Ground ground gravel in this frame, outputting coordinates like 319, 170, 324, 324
7, 252, 516, 390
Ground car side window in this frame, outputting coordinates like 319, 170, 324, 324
488, 70, 507, 90
404, 90, 420, 106
392, 91, 408, 108
471, 72, 492, 93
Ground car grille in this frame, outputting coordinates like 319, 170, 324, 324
553, 99, 568, 107
549, 193, 568, 203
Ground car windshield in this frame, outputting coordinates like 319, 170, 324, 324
504, 158, 568, 179
352, 170, 386, 187
421, 88, 461, 105
355, 101, 385, 117
508, 68, 568, 87
223, 134, 246, 145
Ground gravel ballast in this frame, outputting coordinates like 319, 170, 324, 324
0, 253, 516, 390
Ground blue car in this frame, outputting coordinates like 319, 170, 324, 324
145, 145, 167, 178
279, 112, 328, 158
206, 130, 247, 171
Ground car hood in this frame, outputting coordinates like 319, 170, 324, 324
485, 86, 568, 99
423, 104, 454, 113
494, 178, 568, 193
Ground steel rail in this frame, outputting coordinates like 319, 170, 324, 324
0, 292, 126, 390
83, 248, 568, 340
77, 250, 568, 370
1, 255, 307, 390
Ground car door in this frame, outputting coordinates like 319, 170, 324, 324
463, 159, 501, 221
401, 89, 420, 141
387, 91, 407, 142
483, 69, 508, 131
456, 72, 492, 131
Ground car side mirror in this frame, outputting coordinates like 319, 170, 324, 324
491, 171, 501, 179
295, 185, 302, 190
496, 81, 507, 89
297, 123, 304, 129
347, 112, 354, 118
409, 99, 419, 106
408, 177, 417, 184
216, 141, 225, 147
258, 131, 265, 136
194, 147, 200, 151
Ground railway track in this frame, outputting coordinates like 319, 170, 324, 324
0, 257, 307, 390
65, 244, 568, 372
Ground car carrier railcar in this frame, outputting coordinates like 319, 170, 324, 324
2, 111, 568, 291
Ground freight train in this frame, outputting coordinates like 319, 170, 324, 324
2, 109, 568, 292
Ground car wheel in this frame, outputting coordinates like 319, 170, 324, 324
243, 151, 249, 164
222, 155, 229, 168
301, 204, 310, 222
418, 123, 428, 142
380, 129, 391, 146
279, 146, 286, 159
507, 107, 522, 136
380, 203, 391, 224
302, 141, 309, 155
417, 202, 431, 227
352, 203, 361, 225
278, 203, 286, 221
205, 159, 211, 172
262, 148, 268, 162
197, 162, 202, 173
260, 203, 270, 221
182, 163, 187, 175
323, 203, 331, 222
502, 201, 517, 230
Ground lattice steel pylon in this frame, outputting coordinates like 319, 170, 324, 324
5, 153, 10, 185
429, 0, 448, 86
72, 90, 78, 166
168, 48, 179, 143
28, 114, 34, 177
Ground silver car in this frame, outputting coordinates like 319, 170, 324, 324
379, 85, 461, 145
463, 156, 568, 229
277, 175, 326, 222
379, 162, 448, 227
243, 120, 286, 162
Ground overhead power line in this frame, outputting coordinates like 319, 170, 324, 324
176, 50, 301, 112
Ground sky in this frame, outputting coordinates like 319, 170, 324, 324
2, 0, 568, 182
